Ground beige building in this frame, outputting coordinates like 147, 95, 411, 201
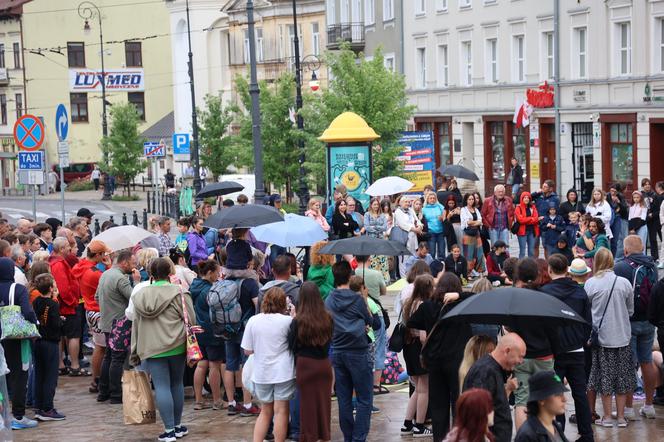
18, 0, 174, 175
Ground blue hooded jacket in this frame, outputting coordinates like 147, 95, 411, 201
189, 277, 215, 346
0, 257, 37, 337
325, 288, 372, 352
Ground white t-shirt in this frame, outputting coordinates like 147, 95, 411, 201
241, 313, 294, 384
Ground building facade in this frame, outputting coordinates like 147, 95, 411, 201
18, 0, 174, 178
403, 0, 664, 198
325, 0, 403, 73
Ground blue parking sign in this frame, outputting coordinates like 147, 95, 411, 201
173, 133, 190, 155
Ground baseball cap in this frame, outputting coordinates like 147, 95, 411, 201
77, 208, 95, 218
88, 240, 111, 254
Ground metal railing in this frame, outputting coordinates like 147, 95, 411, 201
146, 190, 181, 220
326, 23, 365, 49
92, 209, 148, 236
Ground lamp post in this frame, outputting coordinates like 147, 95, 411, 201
78, 1, 110, 200
185, 0, 202, 194
246, 0, 266, 204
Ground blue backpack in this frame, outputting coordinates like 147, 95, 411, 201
628, 260, 657, 312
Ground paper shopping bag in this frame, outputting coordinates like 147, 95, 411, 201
122, 370, 156, 425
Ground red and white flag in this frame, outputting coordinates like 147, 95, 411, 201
513, 99, 533, 128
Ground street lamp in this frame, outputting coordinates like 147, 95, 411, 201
185, 0, 202, 194
78, 1, 110, 200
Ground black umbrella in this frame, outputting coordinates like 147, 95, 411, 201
196, 181, 244, 199
438, 164, 479, 181
442, 287, 587, 327
319, 236, 411, 256
204, 204, 283, 229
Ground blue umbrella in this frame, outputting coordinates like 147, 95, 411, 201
250, 213, 328, 247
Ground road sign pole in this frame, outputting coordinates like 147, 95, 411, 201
31, 185, 36, 221
60, 162, 65, 223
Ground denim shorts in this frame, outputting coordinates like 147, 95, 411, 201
253, 379, 296, 403
225, 338, 247, 371
374, 321, 387, 371
630, 320, 656, 364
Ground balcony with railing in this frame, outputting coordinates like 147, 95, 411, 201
326, 23, 365, 51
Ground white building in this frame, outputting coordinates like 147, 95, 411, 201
402, 0, 664, 199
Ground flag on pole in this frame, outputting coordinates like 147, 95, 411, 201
513, 99, 533, 128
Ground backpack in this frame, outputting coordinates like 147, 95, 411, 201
628, 260, 657, 313
207, 278, 247, 340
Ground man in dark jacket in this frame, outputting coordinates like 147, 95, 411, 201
541, 254, 593, 442
0, 257, 38, 429
531, 179, 560, 257
649, 276, 664, 404
614, 235, 659, 419
325, 261, 373, 442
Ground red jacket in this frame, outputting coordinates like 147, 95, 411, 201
48, 255, 80, 315
481, 195, 515, 230
514, 192, 540, 237
71, 258, 102, 312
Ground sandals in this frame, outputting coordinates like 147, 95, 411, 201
69, 367, 91, 377
594, 417, 613, 427
373, 385, 389, 395
193, 402, 210, 410
59, 367, 70, 376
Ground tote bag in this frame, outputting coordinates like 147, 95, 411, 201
0, 284, 40, 340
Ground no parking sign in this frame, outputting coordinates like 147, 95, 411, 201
13, 114, 44, 151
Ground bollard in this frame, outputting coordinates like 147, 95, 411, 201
109, 215, 114, 224
175, 194, 181, 219
142, 209, 148, 230
161, 193, 166, 215
132, 210, 138, 226
147, 191, 151, 213
122, 213, 128, 225
94, 219, 100, 236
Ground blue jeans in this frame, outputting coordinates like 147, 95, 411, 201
518, 233, 536, 258
289, 388, 300, 437
512, 184, 521, 196
427, 232, 446, 260
489, 228, 509, 246
33, 339, 59, 412
145, 354, 186, 430
333, 350, 373, 442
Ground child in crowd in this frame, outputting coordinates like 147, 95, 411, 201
223, 228, 261, 282
175, 217, 191, 257
565, 211, 581, 242
552, 233, 574, 265
485, 240, 510, 285
539, 204, 565, 257
444, 244, 468, 282
32, 274, 65, 421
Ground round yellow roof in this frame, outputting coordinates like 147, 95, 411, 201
318, 112, 380, 143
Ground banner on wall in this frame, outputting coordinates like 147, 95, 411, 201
327, 144, 372, 210
397, 131, 435, 192
69, 69, 145, 92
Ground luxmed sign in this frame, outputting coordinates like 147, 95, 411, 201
69, 69, 145, 92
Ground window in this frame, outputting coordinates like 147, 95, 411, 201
243, 30, 250, 64
365, 0, 375, 25
70, 93, 88, 123
0, 94, 6, 125
15, 93, 22, 119
312, 23, 320, 56
574, 27, 587, 78
326, 0, 336, 26
256, 28, 264, 62
383, 0, 394, 21
384, 53, 395, 71
68, 42, 86, 67
128, 92, 145, 121
416, 46, 427, 88
513, 35, 525, 82
416, 0, 426, 15
461, 40, 472, 86
486, 38, 498, 83
0, 44, 6, 68
124, 42, 142, 67
438, 44, 448, 87
618, 22, 631, 75
489, 122, 505, 181
544, 32, 553, 80
13, 42, 20, 69
438, 122, 452, 165
436, 0, 448, 12
460, 0, 472, 8
341, 0, 349, 22
609, 123, 633, 183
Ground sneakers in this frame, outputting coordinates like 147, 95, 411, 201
400, 420, 414, 435
174, 426, 188, 438
227, 404, 241, 416
594, 417, 613, 427
158, 431, 176, 442
616, 418, 628, 428
371, 405, 381, 414
639, 406, 656, 419
658, 261, 664, 269
11, 416, 38, 429
35, 409, 66, 421
611, 409, 637, 421
240, 405, 261, 417
412, 425, 433, 438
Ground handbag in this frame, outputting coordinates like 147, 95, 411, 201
387, 311, 406, 352
463, 226, 479, 236
122, 370, 156, 425
180, 289, 203, 366
109, 317, 132, 352
0, 283, 40, 340
588, 276, 617, 349
373, 297, 391, 330
389, 225, 409, 244
510, 220, 520, 235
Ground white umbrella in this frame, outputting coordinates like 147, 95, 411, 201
92, 225, 155, 252
364, 176, 414, 196
251, 213, 328, 247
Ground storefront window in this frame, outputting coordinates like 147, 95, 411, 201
438, 122, 451, 165
609, 123, 633, 183
490, 122, 505, 181
513, 127, 527, 181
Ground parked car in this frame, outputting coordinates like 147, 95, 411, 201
51, 162, 95, 183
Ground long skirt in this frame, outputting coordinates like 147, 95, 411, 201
370, 255, 390, 284
462, 234, 485, 273
587, 345, 636, 395
297, 356, 333, 442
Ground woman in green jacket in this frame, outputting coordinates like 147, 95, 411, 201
306, 241, 335, 299
130, 257, 196, 442
574, 217, 610, 268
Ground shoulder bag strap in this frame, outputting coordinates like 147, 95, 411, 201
179, 286, 191, 327
8, 283, 16, 306
597, 276, 618, 332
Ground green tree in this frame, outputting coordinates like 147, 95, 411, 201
100, 103, 145, 197
197, 94, 241, 179
304, 45, 415, 189
235, 73, 300, 196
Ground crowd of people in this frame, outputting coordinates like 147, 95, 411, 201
0, 173, 662, 442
